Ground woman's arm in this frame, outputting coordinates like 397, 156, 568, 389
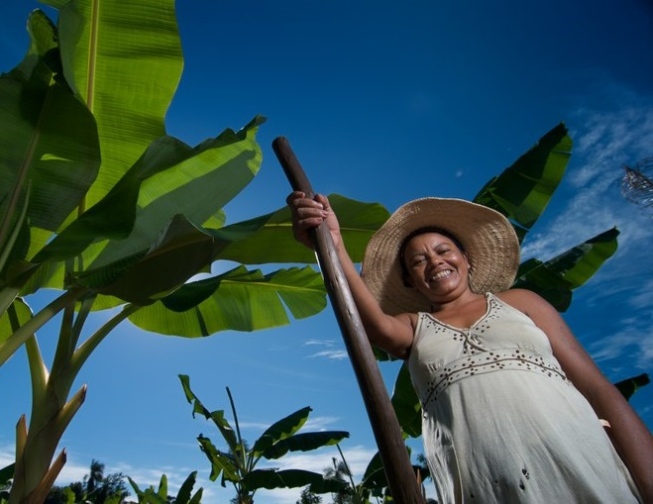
502, 288, 653, 501
287, 191, 415, 359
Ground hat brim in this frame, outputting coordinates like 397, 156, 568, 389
361, 198, 520, 315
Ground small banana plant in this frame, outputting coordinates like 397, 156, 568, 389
179, 375, 350, 503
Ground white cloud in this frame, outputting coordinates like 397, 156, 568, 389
303, 416, 341, 431
304, 339, 336, 347
309, 349, 349, 360
521, 93, 653, 263
518, 87, 653, 370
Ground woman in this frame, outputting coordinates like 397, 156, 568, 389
288, 192, 653, 503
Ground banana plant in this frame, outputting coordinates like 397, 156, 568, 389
0, 2, 386, 502
179, 375, 349, 503
128, 472, 203, 504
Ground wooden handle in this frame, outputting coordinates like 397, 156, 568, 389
273, 136, 426, 504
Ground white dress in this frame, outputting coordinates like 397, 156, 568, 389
408, 292, 640, 504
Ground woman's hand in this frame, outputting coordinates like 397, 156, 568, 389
286, 191, 343, 249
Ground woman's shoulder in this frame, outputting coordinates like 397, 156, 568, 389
494, 288, 552, 314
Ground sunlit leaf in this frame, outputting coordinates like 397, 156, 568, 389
0, 298, 32, 346
474, 123, 571, 240
128, 266, 326, 335
515, 228, 619, 311
51, 0, 183, 208
0, 10, 100, 249
219, 194, 391, 264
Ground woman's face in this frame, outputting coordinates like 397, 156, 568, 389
402, 231, 471, 301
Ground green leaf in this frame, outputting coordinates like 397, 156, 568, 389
80, 215, 215, 304
263, 431, 349, 460
0, 464, 14, 486
179, 374, 212, 418
90, 117, 264, 269
197, 435, 239, 483
515, 228, 619, 311
53, 0, 183, 208
614, 373, 650, 400
391, 362, 422, 438
178, 375, 239, 451
32, 117, 263, 268
188, 488, 204, 504
219, 194, 391, 264
241, 469, 347, 493
360, 452, 387, 491
251, 407, 312, 457
175, 471, 197, 503
513, 258, 573, 311
156, 474, 168, 498
474, 123, 572, 240
25, 118, 264, 303
0, 297, 32, 346
128, 265, 326, 335
0, 10, 100, 244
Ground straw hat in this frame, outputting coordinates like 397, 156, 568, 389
361, 198, 520, 315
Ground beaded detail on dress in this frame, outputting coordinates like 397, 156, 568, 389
415, 293, 568, 412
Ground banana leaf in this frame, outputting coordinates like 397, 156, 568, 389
474, 123, 572, 242
45, 0, 183, 208
0, 10, 100, 257
515, 228, 619, 311
614, 373, 650, 400
127, 265, 326, 335
242, 469, 348, 493
219, 194, 391, 265
0, 298, 32, 346
262, 431, 349, 460
251, 406, 312, 457
179, 375, 239, 452
197, 435, 240, 483
391, 362, 422, 438
13, 117, 264, 298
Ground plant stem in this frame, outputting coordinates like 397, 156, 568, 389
226, 387, 247, 471
71, 303, 140, 376
0, 286, 87, 366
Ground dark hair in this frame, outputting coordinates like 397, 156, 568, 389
398, 227, 466, 287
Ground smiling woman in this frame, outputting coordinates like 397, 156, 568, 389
288, 192, 653, 503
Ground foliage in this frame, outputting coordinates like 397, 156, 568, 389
614, 373, 650, 400
41, 459, 128, 504
128, 472, 203, 504
297, 445, 428, 504
0, 0, 387, 501
179, 375, 350, 503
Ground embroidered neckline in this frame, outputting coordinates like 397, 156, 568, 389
423, 292, 494, 333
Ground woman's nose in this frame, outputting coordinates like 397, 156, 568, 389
426, 254, 443, 267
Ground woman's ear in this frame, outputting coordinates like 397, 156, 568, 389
402, 272, 414, 288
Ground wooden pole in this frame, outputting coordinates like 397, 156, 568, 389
273, 137, 425, 504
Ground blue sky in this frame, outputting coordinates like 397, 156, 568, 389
1, 1, 653, 502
